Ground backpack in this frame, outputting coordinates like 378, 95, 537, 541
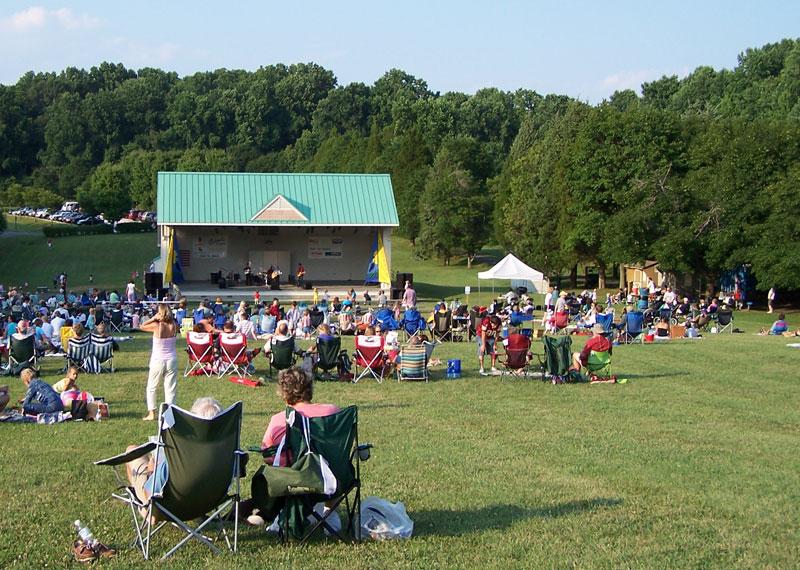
337, 350, 352, 377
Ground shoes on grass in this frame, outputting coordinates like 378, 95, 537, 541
73, 541, 96, 563
93, 541, 116, 558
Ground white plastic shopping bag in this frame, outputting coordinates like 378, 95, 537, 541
360, 496, 414, 540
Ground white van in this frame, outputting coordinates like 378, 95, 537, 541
62, 201, 80, 212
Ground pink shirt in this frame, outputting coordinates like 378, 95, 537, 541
261, 402, 340, 466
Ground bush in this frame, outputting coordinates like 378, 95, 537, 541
0, 212, 6, 234
42, 224, 113, 238
115, 222, 156, 233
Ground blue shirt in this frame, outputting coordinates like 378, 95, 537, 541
23, 379, 63, 414
144, 454, 169, 496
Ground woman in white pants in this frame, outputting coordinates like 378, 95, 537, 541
139, 304, 178, 421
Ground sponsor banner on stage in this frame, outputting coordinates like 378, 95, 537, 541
193, 236, 227, 259
308, 237, 343, 259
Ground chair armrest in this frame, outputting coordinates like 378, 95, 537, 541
246, 445, 279, 457
94, 441, 158, 466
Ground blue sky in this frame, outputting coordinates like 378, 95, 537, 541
0, 1, 797, 102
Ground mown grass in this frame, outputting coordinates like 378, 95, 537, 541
0, 232, 798, 567
0, 307, 798, 568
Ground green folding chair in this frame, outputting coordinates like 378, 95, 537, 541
539, 335, 573, 382
268, 338, 296, 378
8, 335, 37, 374
252, 405, 372, 543
314, 336, 341, 380
95, 402, 244, 560
586, 349, 612, 378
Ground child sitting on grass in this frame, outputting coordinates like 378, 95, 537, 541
52, 365, 80, 393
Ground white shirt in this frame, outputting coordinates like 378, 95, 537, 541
662, 291, 676, 304
768, 288, 776, 301
235, 319, 257, 339
544, 292, 553, 307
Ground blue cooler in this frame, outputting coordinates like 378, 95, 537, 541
446, 359, 461, 379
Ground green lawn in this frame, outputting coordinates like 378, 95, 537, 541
0, 234, 798, 567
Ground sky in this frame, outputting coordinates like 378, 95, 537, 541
0, 1, 797, 102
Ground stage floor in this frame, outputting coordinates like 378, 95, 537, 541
176, 281, 384, 302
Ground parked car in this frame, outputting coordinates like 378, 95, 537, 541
76, 215, 102, 225
141, 211, 157, 223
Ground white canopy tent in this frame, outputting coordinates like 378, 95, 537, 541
477, 254, 549, 294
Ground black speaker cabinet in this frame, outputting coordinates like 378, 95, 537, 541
145, 272, 163, 291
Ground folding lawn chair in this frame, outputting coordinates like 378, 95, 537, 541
94, 401, 244, 560
595, 313, 614, 336
399, 308, 426, 341
468, 310, 481, 341
184, 332, 214, 377
715, 309, 733, 333
553, 311, 570, 335
396, 343, 428, 382
619, 311, 645, 344
179, 318, 194, 338
66, 334, 92, 372
218, 332, 251, 377
314, 336, 341, 380
268, 338, 296, 378
353, 335, 386, 383
499, 333, 532, 376
252, 405, 371, 543
109, 310, 126, 333
586, 349, 612, 378
90, 333, 115, 373
539, 335, 573, 383
432, 311, 453, 343
8, 335, 37, 373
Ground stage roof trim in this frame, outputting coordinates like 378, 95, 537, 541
157, 171, 399, 226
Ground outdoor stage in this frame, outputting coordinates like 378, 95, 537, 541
175, 281, 385, 302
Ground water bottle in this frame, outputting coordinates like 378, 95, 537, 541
74, 520, 94, 545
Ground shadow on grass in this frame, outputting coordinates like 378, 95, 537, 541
415, 498, 623, 537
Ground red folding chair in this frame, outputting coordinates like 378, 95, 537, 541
553, 311, 570, 335
353, 335, 387, 383
184, 331, 214, 377
499, 333, 532, 376
218, 332, 251, 377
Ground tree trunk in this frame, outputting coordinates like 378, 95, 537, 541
466, 254, 475, 268
619, 264, 626, 292
598, 261, 606, 290
569, 264, 578, 289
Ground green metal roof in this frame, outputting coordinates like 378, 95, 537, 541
157, 172, 399, 226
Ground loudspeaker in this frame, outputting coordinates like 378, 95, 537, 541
304, 282, 312, 290
391, 288, 401, 300
145, 272, 163, 291
158, 287, 169, 299
396, 272, 413, 290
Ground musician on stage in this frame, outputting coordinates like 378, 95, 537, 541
296, 263, 306, 289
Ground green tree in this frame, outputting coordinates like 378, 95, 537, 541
76, 163, 131, 219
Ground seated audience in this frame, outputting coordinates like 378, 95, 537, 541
20, 368, 64, 416
571, 323, 612, 372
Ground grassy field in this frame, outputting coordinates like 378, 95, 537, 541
0, 234, 798, 568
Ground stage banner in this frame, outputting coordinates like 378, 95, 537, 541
193, 235, 227, 259
308, 237, 343, 259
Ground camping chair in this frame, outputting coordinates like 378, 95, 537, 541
179, 318, 194, 338
8, 335, 37, 373
499, 334, 532, 376
66, 334, 92, 372
619, 311, 645, 344
538, 335, 573, 383
432, 311, 453, 343
553, 311, 570, 335
595, 313, 614, 336
218, 332, 251, 377
373, 308, 398, 331
715, 309, 734, 333
396, 343, 428, 382
184, 332, 214, 377
337, 312, 356, 335
268, 338, 296, 378
314, 336, 342, 380
95, 308, 106, 325
90, 334, 115, 373
586, 349, 612, 378
353, 335, 386, 383
400, 309, 426, 341
109, 310, 126, 333
94, 401, 244, 560
309, 310, 325, 336
252, 405, 371, 543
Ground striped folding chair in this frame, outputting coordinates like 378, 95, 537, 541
90, 334, 115, 373
396, 343, 428, 382
67, 335, 93, 372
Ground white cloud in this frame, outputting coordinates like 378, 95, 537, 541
602, 69, 660, 93
0, 6, 100, 32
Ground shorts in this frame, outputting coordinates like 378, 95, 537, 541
476, 336, 496, 356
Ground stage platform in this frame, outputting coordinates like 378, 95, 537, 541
176, 281, 384, 302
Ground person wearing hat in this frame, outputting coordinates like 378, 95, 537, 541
554, 290, 568, 313
572, 323, 612, 372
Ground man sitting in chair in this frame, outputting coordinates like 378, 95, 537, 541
571, 323, 612, 376
125, 397, 222, 504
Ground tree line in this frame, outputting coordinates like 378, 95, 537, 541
0, 39, 798, 289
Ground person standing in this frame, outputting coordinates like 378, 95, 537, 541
767, 287, 776, 314
296, 263, 306, 289
139, 304, 178, 421
544, 286, 554, 312
125, 280, 136, 303
402, 280, 417, 308
244, 261, 253, 286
